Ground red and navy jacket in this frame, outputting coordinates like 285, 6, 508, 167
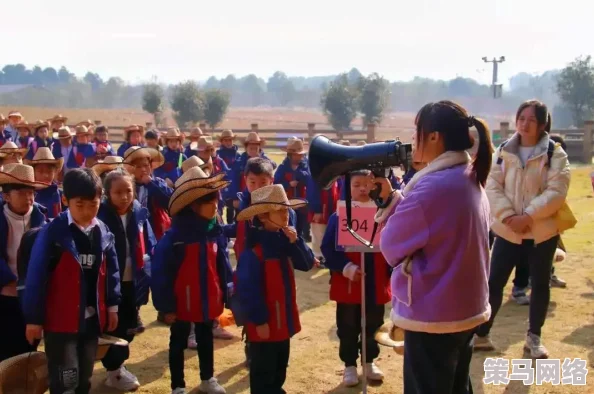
216, 145, 241, 169
306, 177, 338, 225
0, 202, 47, 292
321, 213, 391, 305
151, 212, 233, 322
136, 177, 173, 241
273, 157, 309, 200
98, 200, 156, 306
236, 228, 314, 342
25, 137, 55, 161
228, 152, 277, 199
16, 136, 33, 152
154, 147, 186, 184
93, 140, 116, 157
52, 141, 96, 169
22, 212, 121, 333
35, 184, 63, 220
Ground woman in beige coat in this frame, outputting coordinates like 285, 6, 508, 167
474, 100, 570, 359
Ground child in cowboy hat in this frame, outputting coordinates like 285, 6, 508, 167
47, 114, 68, 135
321, 169, 391, 387
0, 141, 28, 166
51, 126, 77, 179
152, 166, 233, 394
3, 111, 23, 143
123, 146, 172, 241
67, 125, 97, 168
14, 121, 33, 151
97, 168, 156, 391
184, 127, 204, 158
117, 125, 145, 157
216, 130, 241, 222
25, 121, 54, 161
154, 128, 187, 185
23, 168, 121, 394
235, 184, 315, 394
194, 136, 230, 218
274, 138, 311, 241
92, 156, 126, 181
27, 147, 64, 220
0, 163, 48, 362
93, 125, 116, 159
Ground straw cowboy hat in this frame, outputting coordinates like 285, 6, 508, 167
47, 114, 67, 123
0, 351, 48, 394
123, 146, 165, 169
163, 127, 185, 143
168, 166, 229, 216
96, 335, 129, 361
75, 125, 91, 136
32, 120, 50, 133
374, 321, 405, 355
0, 141, 29, 156
92, 156, 125, 177
196, 135, 216, 152
76, 119, 93, 128
26, 147, 63, 169
57, 126, 74, 140
0, 163, 48, 189
236, 184, 307, 222
181, 155, 214, 175
7, 111, 22, 120
190, 127, 204, 139
243, 132, 265, 146
283, 138, 307, 154
338, 140, 351, 146
356, 140, 367, 146
218, 129, 235, 140
124, 124, 145, 137
15, 121, 32, 133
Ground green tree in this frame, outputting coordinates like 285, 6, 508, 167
170, 81, 205, 128
320, 74, 358, 130
142, 83, 165, 126
556, 56, 594, 126
267, 71, 296, 106
203, 89, 231, 129
357, 73, 391, 126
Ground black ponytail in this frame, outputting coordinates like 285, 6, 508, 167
469, 117, 494, 187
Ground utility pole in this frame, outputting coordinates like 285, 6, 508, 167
482, 56, 505, 98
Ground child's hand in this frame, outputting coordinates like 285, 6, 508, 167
0, 282, 17, 297
139, 174, 152, 185
256, 323, 270, 340
233, 200, 240, 209
289, 180, 298, 187
164, 313, 177, 325
26, 324, 43, 345
282, 226, 298, 244
107, 311, 119, 332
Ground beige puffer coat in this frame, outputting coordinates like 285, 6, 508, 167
486, 133, 570, 245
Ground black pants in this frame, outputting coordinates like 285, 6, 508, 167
102, 282, 136, 371
250, 340, 290, 394
403, 329, 474, 394
0, 295, 36, 362
169, 320, 214, 389
225, 200, 236, 224
44, 317, 99, 394
512, 259, 530, 289
295, 207, 310, 240
476, 235, 558, 338
336, 303, 384, 366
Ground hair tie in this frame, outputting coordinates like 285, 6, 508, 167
467, 116, 476, 127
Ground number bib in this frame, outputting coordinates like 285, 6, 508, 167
336, 201, 385, 247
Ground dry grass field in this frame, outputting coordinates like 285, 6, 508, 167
77, 162, 594, 394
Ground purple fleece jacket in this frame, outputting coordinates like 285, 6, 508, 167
379, 155, 491, 334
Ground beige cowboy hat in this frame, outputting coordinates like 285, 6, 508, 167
163, 127, 185, 143
168, 166, 229, 216
243, 131, 265, 146
196, 135, 216, 152
32, 120, 50, 133
96, 335, 129, 361
123, 146, 165, 169
76, 119, 93, 128
47, 114, 68, 123
356, 140, 367, 146
236, 184, 307, 222
374, 321, 405, 355
218, 129, 235, 140
181, 155, 204, 173
124, 124, 145, 137
0, 141, 29, 156
92, 156, 125, 177
189, 127, 204, 139
338, 140, 351, 146
0, 351, 49, 394
0, 163, 49, 189
7, 111, 23, 120
283, 138, 307, 154
15, 121, 32, 133
75, 125, 91, 136
26, 147, 64, 169
57, 126, 74, 140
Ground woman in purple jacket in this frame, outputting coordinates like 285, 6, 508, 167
375, 101, 493, 394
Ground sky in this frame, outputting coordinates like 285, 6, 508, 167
3, 0, 592, 86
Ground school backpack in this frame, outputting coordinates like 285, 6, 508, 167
17, 227, 59, 295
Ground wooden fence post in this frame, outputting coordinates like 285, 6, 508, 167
94, 120, 102, 126
307, 123, 316, 143
251, 123, 259, 133
199, 123, 207, 132
500, 122, 510, 139
367, 122, 377, 143
583, 120, 594, 163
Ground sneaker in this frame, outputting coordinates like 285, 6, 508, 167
550, 274, 567, 288
105, 366, 141, 392
511, 287, 530, 305
188, 331, 197, 349
365, 363, 384, 381
172, 388, 186, 394
342, 366, 359, 387
473, 334, 495, 351
212, 325, 235, 340
524, 332, 549, 359
198, 377, 226, 394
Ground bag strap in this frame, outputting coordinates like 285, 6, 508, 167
495, 140, 508, 165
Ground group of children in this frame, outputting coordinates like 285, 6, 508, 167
0, 111, 405, 394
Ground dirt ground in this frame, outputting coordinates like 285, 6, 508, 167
75, 165, 594, 394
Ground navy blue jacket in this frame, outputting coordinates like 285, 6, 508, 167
35, 184, 63, 219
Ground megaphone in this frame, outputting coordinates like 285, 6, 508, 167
309, 135, 413, 190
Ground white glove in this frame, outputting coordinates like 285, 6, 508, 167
342, 262, 361, 281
